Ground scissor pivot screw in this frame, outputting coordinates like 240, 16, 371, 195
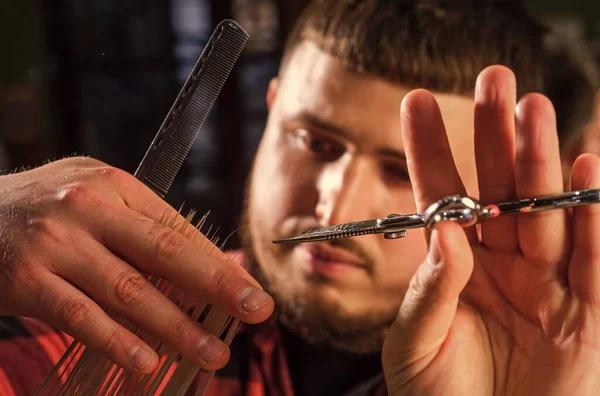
384, 230, 408, 239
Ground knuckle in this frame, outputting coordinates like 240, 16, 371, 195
408, 263, 440, 301
99, 328, 123, 357
95, 166, 129, 184
21, 219, 77, 274
55, 298, 94, 329
573, 244, 600, 263
113, 272, 151, 307
24, 217, 60, 242
208, 267, 233, 291
516, 154, 551, 168
57, 183, 104, 208
408, 266, 428, 294
407, 272, 426, 300
148, 226, 189, 263
172, 318, 197, 340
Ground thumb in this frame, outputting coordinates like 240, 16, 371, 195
383, 221, 473, 381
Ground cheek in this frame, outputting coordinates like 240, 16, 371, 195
362, 188, 426, 293
249, 145, 319, 237
255, 153, 318, 214
249, 163, 285, 236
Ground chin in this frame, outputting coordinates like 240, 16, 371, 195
304, 280, 361, 311
266, 278, 393, 353
247, 237, 394, 353
276, 294, 391, 354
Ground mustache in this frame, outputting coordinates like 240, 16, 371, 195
279, 217, 375, 265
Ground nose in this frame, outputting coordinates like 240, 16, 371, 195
315, 155, 374, 227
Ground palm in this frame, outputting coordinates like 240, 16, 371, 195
470, 246, 600, 395
398, 301, 491, 395
383, 66, 600, 395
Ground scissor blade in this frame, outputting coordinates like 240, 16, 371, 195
496, 189, 600, 215
272, 219, 382, 244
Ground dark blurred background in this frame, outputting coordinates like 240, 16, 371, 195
1, 0, 600, 249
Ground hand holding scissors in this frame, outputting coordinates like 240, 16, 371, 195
278, 66, 600, 396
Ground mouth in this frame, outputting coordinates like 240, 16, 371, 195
296, 243, 367, 279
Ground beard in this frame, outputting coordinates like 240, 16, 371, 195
240, 178, 397, 354
251, 260, 395, 354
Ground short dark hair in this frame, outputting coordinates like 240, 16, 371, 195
280, 0, 547, 97
281, 0, 600, 148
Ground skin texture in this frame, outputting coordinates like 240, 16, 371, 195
382, 69, 600, 395
2, 39, 600, 394
0, 157, 275, 374
246, 41, 477, 352
247, 42, 600, 394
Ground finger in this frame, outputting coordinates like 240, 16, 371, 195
97, 207, 275, 324
515, 93, 569, 266
474, 66, 519, 251
382, 221, 473, 374
90, 166, 262, 288
401, 90, 477, 243
34, 275, 160, 374
568, 154, 600, 303
59, 244, 231, 370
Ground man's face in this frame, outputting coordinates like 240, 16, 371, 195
246, 41, 477, 352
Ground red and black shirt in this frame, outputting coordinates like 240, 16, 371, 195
0, 315, 387, 396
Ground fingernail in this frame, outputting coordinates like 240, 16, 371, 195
197, 335, 224, 363
130, 345, 154, 371
428, 229, 442, 265
239, 287, 269, 313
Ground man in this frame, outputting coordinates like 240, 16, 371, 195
1, 1, 600, 395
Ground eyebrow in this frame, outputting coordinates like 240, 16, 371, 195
377, 147, 407, 161
289, 111, 353, 140
286, 111, 407, 161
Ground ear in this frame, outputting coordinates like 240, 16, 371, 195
266, 77, 279, 110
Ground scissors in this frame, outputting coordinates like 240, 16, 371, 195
273, 189, 600, 244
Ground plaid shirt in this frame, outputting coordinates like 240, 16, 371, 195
0, 248, 387, 396
0, 316, 387, 396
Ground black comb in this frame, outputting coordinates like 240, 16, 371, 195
134, 19, 249, 197
33, 20, 249, 396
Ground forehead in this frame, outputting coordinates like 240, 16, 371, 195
274, 42, 475, 155
276, 41, 408, 150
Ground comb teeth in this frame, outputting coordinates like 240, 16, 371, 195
33, 21, 248, 396
135, 20, 249, 197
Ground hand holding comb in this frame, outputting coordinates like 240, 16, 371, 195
35, 20, 249, 396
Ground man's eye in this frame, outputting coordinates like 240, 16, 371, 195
383, 162, 411, 183
293, 129, 344, 158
